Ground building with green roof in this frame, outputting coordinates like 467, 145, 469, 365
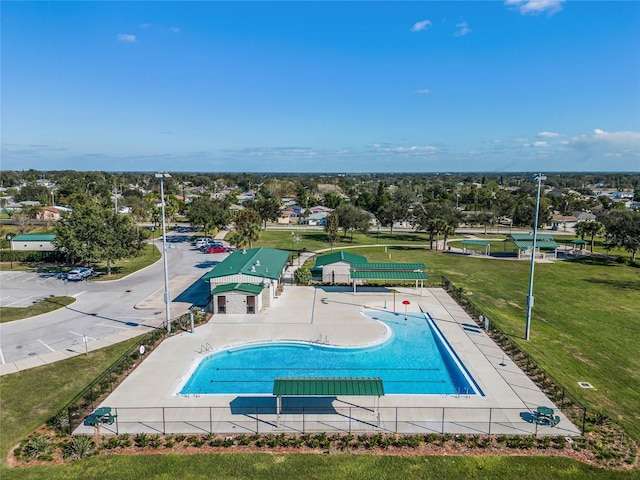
10, 234, 56, 251
314, 251, 368, 284
202, 247, 290, 315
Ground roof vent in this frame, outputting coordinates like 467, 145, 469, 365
255, 260, 260, 266
242, 250, 247, 254
250, 266, 256, 272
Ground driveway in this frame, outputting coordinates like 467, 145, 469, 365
0, 233, 227, 372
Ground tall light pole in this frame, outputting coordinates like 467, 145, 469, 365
156, 173, 172, 333
525, 173, 546, 341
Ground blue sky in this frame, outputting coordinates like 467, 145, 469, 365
2, 1, 639, 173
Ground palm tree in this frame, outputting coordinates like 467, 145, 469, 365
576, 221, 605, 253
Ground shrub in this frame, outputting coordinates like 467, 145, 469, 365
134, 433, 150, 448
63, 436, 95, 460
149, 435, 163, 449
21, 434, 54, 460
103, 436, 121, 450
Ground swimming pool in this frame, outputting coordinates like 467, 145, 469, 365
179, 310, 483, 396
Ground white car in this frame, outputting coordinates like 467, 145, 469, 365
194, 238, 214, 249
66, 267, 93, 281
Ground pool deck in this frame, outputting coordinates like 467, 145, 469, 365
75, 286, 581, 437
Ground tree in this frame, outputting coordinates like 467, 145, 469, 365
294, 266, 312, 285
185, 197, 231, 234
53, 201, 144, 274
233, 209, 262, 248
376, 187, 415, 235
324, 213, 340, 251
248, 197, 281, 230
598, 210, 640, 262
334, 203, 370, 241
575, 221, 605, 253
414, 202, 462, 250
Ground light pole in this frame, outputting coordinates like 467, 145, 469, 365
5, 234, 13, 269
525, 173, 546, 341
155, 173, 172, 333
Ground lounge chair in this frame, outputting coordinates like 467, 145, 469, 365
550, 415, 560, 427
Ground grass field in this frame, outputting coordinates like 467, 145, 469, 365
341, 245, 640, 441
3, 453, 639, 480
1, 230, 638, 478
0, 296, 75, 323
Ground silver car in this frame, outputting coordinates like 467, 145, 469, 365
66, 267, 94, 281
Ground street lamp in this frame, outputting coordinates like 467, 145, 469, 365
155, 173, 172, 333
5, 234, 13, 269
525, 173, 547, 341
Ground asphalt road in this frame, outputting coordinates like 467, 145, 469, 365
0, 233, 226, 365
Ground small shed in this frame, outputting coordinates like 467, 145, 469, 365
10, 234, 56, 252
315, 251, 368, 284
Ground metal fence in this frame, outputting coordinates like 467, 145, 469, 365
74, 404, 584, 437
51, 279, 588, 437
440, 276, 587, 433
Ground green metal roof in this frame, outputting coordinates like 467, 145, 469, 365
315, 251, 368, 267
12, 234, 56, 242
211, 282, 264, 295
462, 240, 491, 246
349, 263, 427, 280
509, 233, 556, 241
202, 247, 290, 281
273, 377, 384, 396
512, 240, 559, 249
571, 239, 589, 245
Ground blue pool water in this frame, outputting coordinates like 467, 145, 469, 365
180, 310, 482, 396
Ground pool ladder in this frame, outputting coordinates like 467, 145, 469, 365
199, 343, 213, 354
310, 335, 329, 345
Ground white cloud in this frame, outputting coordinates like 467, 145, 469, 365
455, 22, 472, 37
139, 23, 151, 29
532, 141, 549, 147
416, 89, 431, 94
169, 27, 180, 33
570, 128, 640, 149
504, 0, 565, 16
410, 20, 432, 32
537, 131, 560, 138
116, 33, 136, 43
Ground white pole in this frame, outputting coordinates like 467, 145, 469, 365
158, 173, 172, 333
525, 174, 545, 341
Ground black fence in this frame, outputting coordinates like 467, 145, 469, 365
441, 276, 587, 433
74, 404, 583, 437
48, 311, 208, 434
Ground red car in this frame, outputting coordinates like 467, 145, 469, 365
205, 246, 227, 254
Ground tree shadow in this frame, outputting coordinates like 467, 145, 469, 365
583, 277, 640, 291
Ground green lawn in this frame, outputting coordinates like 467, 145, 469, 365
0, 296, 75, 323
3, 454, 639, 480
0, 337, 142, 464
351, 246, 640, 440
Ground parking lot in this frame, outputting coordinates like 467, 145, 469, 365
0, 232, 230, 372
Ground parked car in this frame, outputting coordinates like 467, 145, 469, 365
194, 237, 214, 249
204, 246, 227, 254
66, 267, 94, 281
200, 241, 223, 252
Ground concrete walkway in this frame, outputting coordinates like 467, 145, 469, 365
75, 286, 581, 437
